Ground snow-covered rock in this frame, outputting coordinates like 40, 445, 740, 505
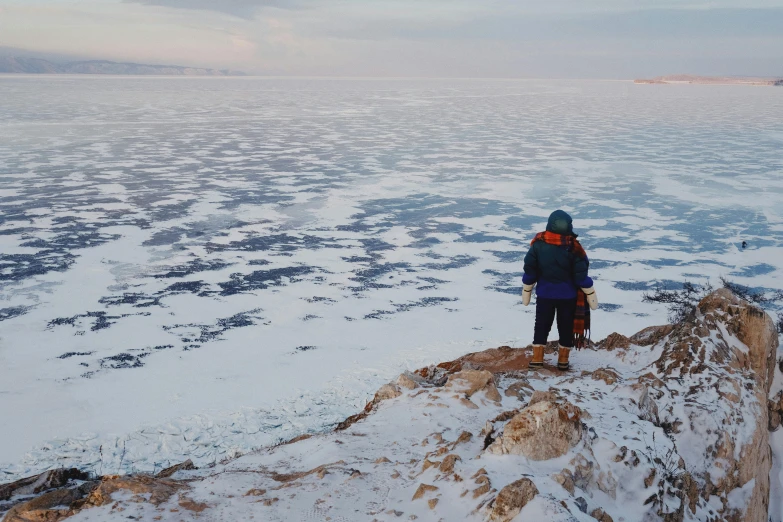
1, 290, 779, 522
487, 400, 583, 460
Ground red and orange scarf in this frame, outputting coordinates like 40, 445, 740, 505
531, 231, 591, 349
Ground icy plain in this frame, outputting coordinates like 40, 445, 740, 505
0, 77, 781, 481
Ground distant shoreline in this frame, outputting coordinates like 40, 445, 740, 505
635, 75, 783, 86
0, 57, 245, 76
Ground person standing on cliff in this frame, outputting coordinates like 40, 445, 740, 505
521, 210, 598, 370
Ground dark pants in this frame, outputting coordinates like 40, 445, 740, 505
533, 297, 577, 348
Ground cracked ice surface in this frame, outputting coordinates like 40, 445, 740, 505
0, 77, 781, 480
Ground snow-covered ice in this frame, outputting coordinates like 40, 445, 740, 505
0, 77, 781, 481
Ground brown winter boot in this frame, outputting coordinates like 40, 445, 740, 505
557, 346, 571, 371
529, 344, 545, 368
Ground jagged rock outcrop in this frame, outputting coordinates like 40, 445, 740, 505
641, 289, 778, 521
488, 478, 539, 521
487, 400, 583, 460
0, 469, 89, 502
1, 290, 778, 522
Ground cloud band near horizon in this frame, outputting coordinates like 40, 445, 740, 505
0, 0, 781, 77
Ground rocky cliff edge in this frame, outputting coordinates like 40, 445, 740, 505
2, 289, 781, 522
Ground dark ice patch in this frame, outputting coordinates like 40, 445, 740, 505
164, 309, 263, 345
409, 237, 442, 248
206, 233, 343, 254
304, 296, 337, 304
359, 238, 396, 252
218, 266, 314, 296
487, 250, 524, 263
457, 232, 516, 244
143, 219, 253, 247
613, 281, 653, 291
0, 306, 33, 321
100, 293, 163, 308
0, 252, 77, 282
153, 259, 232, 279
421, 255, 477, 271
418, 276, 449, 284
504, 216, 539, 230
483, 269, 523, 295
598, 303, 621, 312
100, 352, 150, 370
164, 281, 208, 294
641, 258, 682, 268
730, 263, 776, 277
58, 351, 93, 359
587, 259, 625, 270
364, 297, 458, 319
48, 311, 146, 331
21, 226, 121, 252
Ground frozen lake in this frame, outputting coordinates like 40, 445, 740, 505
1, 77, 781, 479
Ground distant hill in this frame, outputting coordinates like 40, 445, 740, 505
635, 74, 782, 86
0, 56, 245, 76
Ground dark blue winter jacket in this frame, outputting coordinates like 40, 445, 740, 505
522, 210, 593, 300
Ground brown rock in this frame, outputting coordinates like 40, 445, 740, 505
652, 289, 779, 522
472, 482, 491, 499
570, 454, 594, 491
598, 332, 630, 351
0, 469, 90, 501
86, 475, 187, 507
336, 381, 403, 431
484, 385, 503, 403
411, 484, 438, 501
471, 468, 487, 479
591, 368, 620, 385
459, 398, 479, 409
644, 468, 656, 488
769, 391, 783, 431
637, 385, 660, 425
396, 373, 419, 390
770, 408, 782, 432
178, 496, 209, 512
426, 345, 532, 375
590, 508, 614, 522
3, 482, 97, 522
427, 498, 439, 510
244, 489, 266, 497
491, 410, 520, 423
596, 471, 617, 499
375, 384, 402, 402
439, 455, 461, 474
156, 459, 196, 478
527, 390, 557, 407
446, 369, 501, 402
375, 457, 392, 464
488, 478, 538, 522
552, 469, 575, 495
487, 400, 583, 460
421, 459, 439, 471
504, 379, 533, 400
629, 324, 674, 346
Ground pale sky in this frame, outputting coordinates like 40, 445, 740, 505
1, 0, 782, 77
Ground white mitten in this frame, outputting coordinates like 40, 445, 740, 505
582, 287, 598, 310
522, 283, 535, 306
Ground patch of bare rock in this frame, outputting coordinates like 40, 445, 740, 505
1, 289, 780, 522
